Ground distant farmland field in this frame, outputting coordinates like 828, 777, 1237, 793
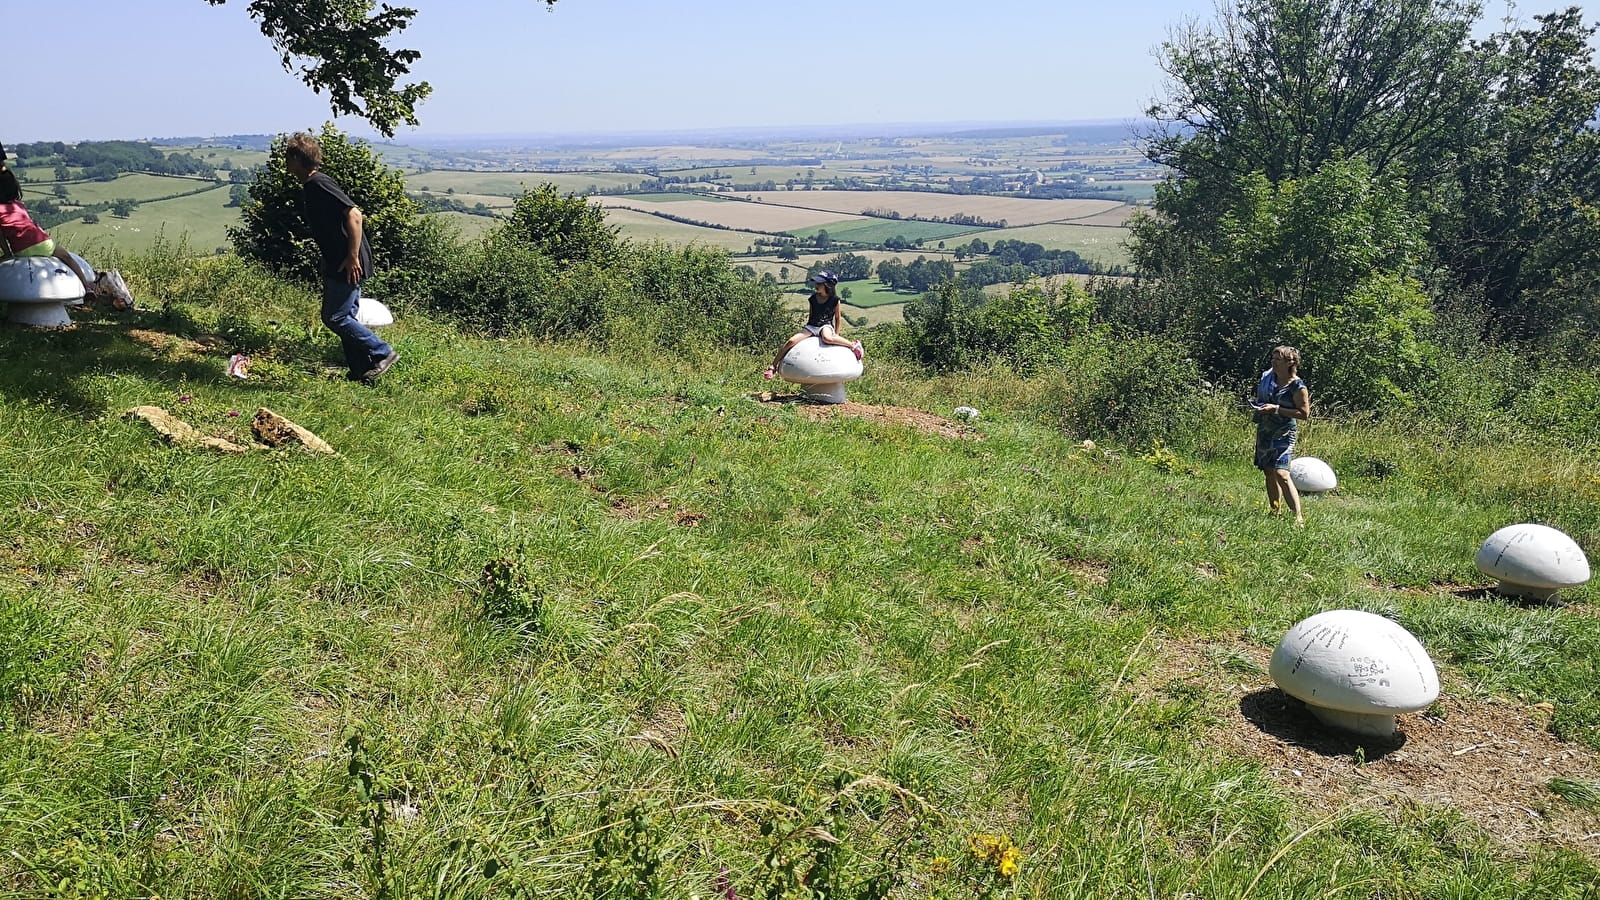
973, 223, 1132, 268
413, 191, 515, 209
592, 196, 863, 233
788, 219, 981, 245
727, 190, 1122, 226
53, 186, 237, 255
602, 207, 764, 251
404, 171, 645, 196
51, 173, 220, 205
430, 211, 500, 240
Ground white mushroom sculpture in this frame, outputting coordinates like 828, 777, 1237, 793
1269, 609, 1440, 739
1289, 457, 1337, 493
1475, 523, 1590, 602
776, 336, 863, 405
0, 256, 84, 328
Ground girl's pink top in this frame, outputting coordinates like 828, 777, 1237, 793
0, 201, 50, 254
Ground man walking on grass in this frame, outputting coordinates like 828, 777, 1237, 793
282, 131, 398, 384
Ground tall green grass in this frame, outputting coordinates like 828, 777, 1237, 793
0, 246, 1596, 897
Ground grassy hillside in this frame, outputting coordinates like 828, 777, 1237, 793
1, 254, 1598, 897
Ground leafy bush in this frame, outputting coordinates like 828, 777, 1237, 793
429, 232, 617, 340
617, 241, 791, 351
228, 124, 431, 285
496, 182, 619, 266
1053, 333, 1209, 449
1285, 272, 1436, 411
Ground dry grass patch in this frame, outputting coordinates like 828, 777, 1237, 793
1138, 636, 1600, 855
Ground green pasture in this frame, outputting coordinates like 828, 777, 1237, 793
54, 173, 222, 206
973, 222, 1133, 269
403, 170, 646, 197
1095, 180, 1159, 203
156, 144, 272, 171
790, 218, 984, 245
603, 207, 765, 251
411, 190, 516, 209
839, 278, 916, 308
51, 186, 238, 256
427, 210, 501, 241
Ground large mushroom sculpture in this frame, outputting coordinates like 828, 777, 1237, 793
1269, 609, 1440, 739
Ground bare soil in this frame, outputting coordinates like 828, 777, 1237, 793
1137, 637, 1600, 854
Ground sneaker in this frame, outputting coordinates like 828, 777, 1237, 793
362, 351, 399, 383
851, 340, 864, 360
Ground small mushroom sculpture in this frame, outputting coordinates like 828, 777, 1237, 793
0, 256, 84, 328
1289, 456, 1337, 493
356, 295, 394, 328
1475, 523, 1590, 602
1268, 609, 1440, 739
776, 336, 863, 404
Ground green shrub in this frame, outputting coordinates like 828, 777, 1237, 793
1053, 333, 1208, 448
1286, 272, 1437, 411
497, 182, 619, 266
428, 233, 618, 340
229, 124, 430, 284
617, 241, 792, 351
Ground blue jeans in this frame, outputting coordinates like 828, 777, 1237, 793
320, 276, 392, 377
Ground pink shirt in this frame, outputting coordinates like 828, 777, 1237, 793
0, 201, 51, 254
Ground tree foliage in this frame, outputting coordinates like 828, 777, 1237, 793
1433, 7, 1600, 340
204, 0, 561, 136
494, 183, 619, 267
1135, 0, 1600, 389
228, 124, 427, 283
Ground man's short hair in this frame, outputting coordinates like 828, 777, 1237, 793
285, 132, 322, 170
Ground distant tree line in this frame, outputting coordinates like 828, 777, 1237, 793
11, 140, 221, 180
409, 193, 500, 218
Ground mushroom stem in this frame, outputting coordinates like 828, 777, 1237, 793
1306, 706, 1398, 738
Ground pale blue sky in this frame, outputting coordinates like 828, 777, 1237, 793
10, 0, 1561, 142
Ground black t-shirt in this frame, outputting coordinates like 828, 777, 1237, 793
302, 171, 374, 280
806, 290, 839, 329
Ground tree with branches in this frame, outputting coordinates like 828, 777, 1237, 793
204, 0, 561, 136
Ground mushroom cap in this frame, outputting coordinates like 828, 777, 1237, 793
778, 336, 863, 386
1268, 609, 1439, 715
1289, 456, 1337, 492
0, 257, 86, 303
356, 296, 394, 328
1475, 523, 1590, 590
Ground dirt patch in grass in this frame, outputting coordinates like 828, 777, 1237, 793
1141, 637, 1600, 855
125, 329, 211, 358
760, 394, 977, 440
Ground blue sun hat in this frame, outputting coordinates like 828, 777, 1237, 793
807, 270, 838, 286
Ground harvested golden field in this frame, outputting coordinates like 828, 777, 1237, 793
726, 190, 1122, 226
593, 196, 863, 232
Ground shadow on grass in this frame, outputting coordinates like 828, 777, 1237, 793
1239, 687, 1408, 759
0, 311, 282, 420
